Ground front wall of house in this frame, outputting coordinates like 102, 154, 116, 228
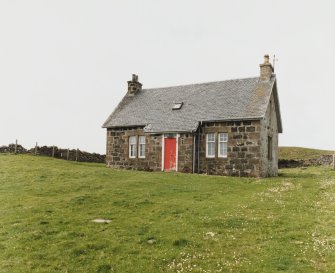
198, 121, 262, 177
106, 127, 162, 171
259, 93, 279, 176
178, 133, 194, 173
106, 129, 195, 173
106, 118, 278, 177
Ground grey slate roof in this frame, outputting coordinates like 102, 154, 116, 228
103, 76, 282, 133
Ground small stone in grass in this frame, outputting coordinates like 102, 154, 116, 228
92, 219, 112, 223
206, 231, 216, 237
147, 238, 156, 245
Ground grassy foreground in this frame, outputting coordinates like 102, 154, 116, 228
1, 155, 335, 273
279, 146, 335, 160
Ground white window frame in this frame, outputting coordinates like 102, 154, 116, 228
129, 136, 137, 158
206, 133, 215, 158
218, 133, 228, 158
138, 135, 146, 158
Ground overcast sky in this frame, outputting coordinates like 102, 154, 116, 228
1, 0, 334, 153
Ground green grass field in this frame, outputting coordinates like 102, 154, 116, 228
279, 146, 335, 160
1, 154, 335, 273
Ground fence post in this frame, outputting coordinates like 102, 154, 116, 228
67, 149, 69, 160
333, 154, 335, 170
52, 146, 55, 158
35, 142, 38, 155
15, 139, 18, 154
76, 149, 78, 162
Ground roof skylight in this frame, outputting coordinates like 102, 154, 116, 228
172, 102, 183, 110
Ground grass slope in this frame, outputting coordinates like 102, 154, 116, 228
279, 146, 335, 160
1, 154, 335, 273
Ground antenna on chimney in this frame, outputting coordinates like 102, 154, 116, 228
272, 54, 278, 72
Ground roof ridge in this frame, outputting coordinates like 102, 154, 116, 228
142, 76, 260, 91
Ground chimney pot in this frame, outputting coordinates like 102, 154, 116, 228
264, 54, 270, 64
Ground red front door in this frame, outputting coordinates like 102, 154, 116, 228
164, 138, 176, 171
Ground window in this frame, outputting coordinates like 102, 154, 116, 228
268, 136, 272, 160
129, 136, 137, 158
138, 136, 146, 158
172, 102, 183, 110
218, 133, 228, 158
206, 133, 215, 158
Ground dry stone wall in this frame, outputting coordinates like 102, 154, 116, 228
279, 155, 334, 168
0, 144, 27, 153
0, 144, 105, 163
32, 146, 105, 163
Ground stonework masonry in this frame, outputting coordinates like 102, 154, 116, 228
259, 91, 279, 176
196, 120, 262, 177
106, 127, 162, 171
177, 133, 194, 173
106, 117, 277, 177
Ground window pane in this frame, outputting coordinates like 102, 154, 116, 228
132, 144, 137, 156
219, 142, 227, 157
138, 136, 145, 158
129, 136, 137, 157
207, 133, 215, 142
139, 144, 145, 157
218, 133, 228, 157
220, 133, 228, 142
172, 102, 183, 110
208, 142, 215, 156
139, 136, 145, 144
129, 136, 136, 144
206, 133, 215, 157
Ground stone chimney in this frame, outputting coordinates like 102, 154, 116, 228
127, 74, 142, 96
259, 54, 274, 81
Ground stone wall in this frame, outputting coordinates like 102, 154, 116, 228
178, 133, 194, 173
106, 127, 162, 171
0, 144, 27, 153
279, 155, 334, 168
0, 144, 105, 163
197, 120, 262, 177
32, 146, 105, 163
106, 119, 280, 177
259, 92, 279, 176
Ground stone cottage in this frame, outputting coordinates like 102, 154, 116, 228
102, 55, 282, 177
